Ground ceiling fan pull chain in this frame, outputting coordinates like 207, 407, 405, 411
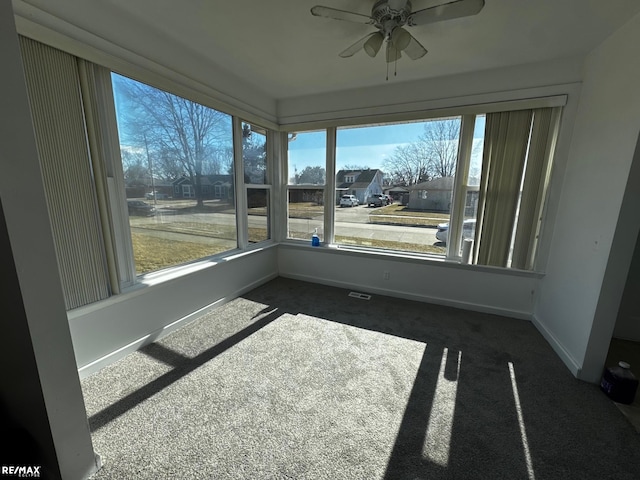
386, 42, 390, 81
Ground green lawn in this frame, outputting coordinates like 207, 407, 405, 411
369, 204, 450, 227
131, 204, 449, 274
132, 224, 270, 274
288, 202, 324, 219
335, 235, 446, 255
131, 232, 227, 275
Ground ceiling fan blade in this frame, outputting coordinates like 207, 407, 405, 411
408, 0, 485, 26
404, 35, 428, 60
311, 6, 374, 25
339, 33, 377, 58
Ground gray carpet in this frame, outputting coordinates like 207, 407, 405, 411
82, 277, 640, 479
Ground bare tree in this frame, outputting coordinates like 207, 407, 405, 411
383, 142, 430, 186
120, 148, 148, 186
383, 118, 461, 186
113, 74, 232, 207
242, 123, 267, 184
342, 164, 370, 171
423, 119, 460, 178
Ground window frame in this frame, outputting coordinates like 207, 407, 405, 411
63, 47, 567, 297
102, 73, 279, 288
236, 118, 273, 248
284, 128, 332, 244
282, 98, 565, 272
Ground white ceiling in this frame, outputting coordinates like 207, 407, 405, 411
14, 0, 640, 101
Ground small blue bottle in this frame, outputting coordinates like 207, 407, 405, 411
311, 228, 320, 247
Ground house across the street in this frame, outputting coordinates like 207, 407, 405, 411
408, 177, 479, 213
172, 174, 233, 201
335, 169, 385, 205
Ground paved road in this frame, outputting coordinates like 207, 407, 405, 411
130, 203, 440, 246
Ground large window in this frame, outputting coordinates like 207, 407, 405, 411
334, 118, 462, 255
286, 107, 560, 271
21, 32, 562, 313
287, 130, 327, 242
111, 73, 236, 275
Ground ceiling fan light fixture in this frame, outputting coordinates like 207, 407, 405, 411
363, 32, 384, 57
391, 27, 411, 51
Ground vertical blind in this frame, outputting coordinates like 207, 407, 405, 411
474, 110, 533, 267
77, 60, 124, 294
19, 37, 110, 309
473, 107, 558, 269
510, 107, 560, 270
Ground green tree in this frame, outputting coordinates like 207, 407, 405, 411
297, 166, 326, 185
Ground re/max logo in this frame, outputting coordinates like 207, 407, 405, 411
1, 466, 41, 478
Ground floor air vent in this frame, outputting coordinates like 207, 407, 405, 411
348, 292, 371, 300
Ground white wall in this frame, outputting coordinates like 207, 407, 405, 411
278, 245, 539, 320
12, 1, 278, 127
70, 247, 278, 378
66, 52, 584, 379
14, 0, 637, 392
277, 56, 584, 126
0, 3, 99, 477
275, 54, 589, 378
614, 229, 640, 341
535, 11, 640, 382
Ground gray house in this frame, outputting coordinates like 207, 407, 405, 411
408, 177, 479, 213
172, 174, 233, 200
335, 169, 385, 204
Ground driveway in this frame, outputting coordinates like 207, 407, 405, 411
335, 203, 379, 224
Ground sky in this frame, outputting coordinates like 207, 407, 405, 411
288, 116, 486, 178
112, 71, 486, 182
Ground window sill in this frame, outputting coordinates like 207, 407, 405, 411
278, 240, 544, 279
136, 241, 277, 288
67, 242, 277, 317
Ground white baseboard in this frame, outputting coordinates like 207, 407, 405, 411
280, 272, 533, 321
531, 314, 582, 377
77, 273, 277, 379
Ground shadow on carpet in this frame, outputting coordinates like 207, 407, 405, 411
82, 278, 640, 479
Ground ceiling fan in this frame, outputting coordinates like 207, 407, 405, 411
311, 0, 485, 63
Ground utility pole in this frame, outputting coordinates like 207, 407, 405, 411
144, 133, 157, 206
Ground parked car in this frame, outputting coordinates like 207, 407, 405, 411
436, 218, 476, 245
145, 191, 168, 200
366, 194, 388, 207
383, 194, 393, 204
339, 194, 359, 207
127, 200, 156, 216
